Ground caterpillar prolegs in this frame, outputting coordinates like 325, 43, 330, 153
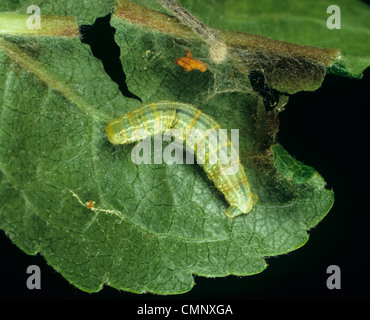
105, 101, 258, 218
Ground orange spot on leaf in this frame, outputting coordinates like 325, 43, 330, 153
175, 49, 208, 72
86, 200, 94, 209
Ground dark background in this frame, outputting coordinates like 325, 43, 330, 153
1, 2, 370, 305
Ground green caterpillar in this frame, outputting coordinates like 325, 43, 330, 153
105, 101, 258, 218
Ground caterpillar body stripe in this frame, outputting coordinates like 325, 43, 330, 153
105, 101, 258, 218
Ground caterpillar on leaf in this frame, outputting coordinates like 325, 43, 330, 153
105, 101, 258, 218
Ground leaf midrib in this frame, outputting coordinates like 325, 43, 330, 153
0, 36, 112, 122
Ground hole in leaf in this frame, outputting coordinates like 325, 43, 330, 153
79, 14, 142, 102
249, 70, 281, 110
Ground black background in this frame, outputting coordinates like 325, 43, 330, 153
1, 1, 370, 305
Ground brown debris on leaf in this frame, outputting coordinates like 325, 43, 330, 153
115, 0, 340, 94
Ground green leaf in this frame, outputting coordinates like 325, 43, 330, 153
0, 0, 334, 294
119, 0, 341, 94
135, 0, 370, 79
0, 0, 116, 25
